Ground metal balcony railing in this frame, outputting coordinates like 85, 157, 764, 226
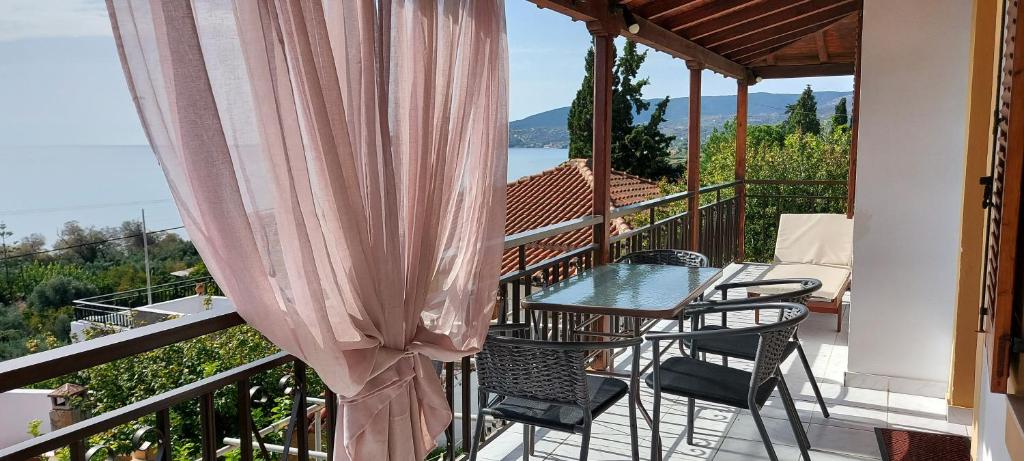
0, 179, 841, 461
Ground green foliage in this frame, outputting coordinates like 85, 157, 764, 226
700, 111, 850, 261
830, 96, 849, 133
567, 41, 681, 180
567, 47, 595, 159
784, 85, 821, 135
28, 276, 98, 311
35, 324, 321, 460
0, 305, 28, 360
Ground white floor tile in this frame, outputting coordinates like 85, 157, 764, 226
805, 424, 881, 459
809, 403, 887, 431
887, 392, 947, 418
712, 437, 801, 461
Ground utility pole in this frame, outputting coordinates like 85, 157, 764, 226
0, 223, 10, 303
141, 210, 153, 305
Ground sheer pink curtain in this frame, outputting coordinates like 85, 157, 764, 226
106, 0, 507, 459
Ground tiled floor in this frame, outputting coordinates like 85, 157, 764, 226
475, 265, 968, 460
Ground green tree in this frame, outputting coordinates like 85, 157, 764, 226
830, 97, 849, 133
567, 41, 681, 180
28, 276, 98, 311
54, 221, 114, 264
33, 325, 322, 461
784, 85, 821, 135
0, 305, 28, 360
699, 119, 850, 261
567, 47, 595, 159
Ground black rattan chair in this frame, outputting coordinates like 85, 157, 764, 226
615, 249, 710, 268
690, 278, 830, 419
468, 324, 642, 461
647, 302, 812, 461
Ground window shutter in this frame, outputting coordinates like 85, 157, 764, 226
984, 0, 1024, 393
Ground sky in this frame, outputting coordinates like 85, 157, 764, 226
0, 1, 854, 146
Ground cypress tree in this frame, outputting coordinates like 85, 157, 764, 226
830, 97, 849, 133
567, 48, 595, 159
566, 41, 681, 180
784, 85, 821, 135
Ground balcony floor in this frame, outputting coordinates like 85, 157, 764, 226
475, 264, 967, 461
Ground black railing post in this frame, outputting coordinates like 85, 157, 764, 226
444, 362, 455, 461
69, 440, 86, 461
460, 356, 472, 454
199, 393, 216, 461
324, 388, 337, 461
295, 361, 309, 461
237, 379, 253, 461
157, 409, 172, 461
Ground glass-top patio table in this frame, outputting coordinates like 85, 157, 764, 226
522, 262, 723, 435
522, 262, 723, 319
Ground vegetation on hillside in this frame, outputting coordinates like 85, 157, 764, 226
635, 86, 851, 262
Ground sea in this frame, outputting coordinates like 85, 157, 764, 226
0, 146, 568, 243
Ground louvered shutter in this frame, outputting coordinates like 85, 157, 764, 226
983, 0, 1024, 393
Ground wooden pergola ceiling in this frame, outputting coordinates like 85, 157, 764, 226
529, 0, 862, 80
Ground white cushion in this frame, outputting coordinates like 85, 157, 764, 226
774, 214, 854, 268
746, 263, 851, 302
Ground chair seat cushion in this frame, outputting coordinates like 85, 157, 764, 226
644, 356, 776, 410
746, 263, 850, 302
691, 325, 799, 363
482, 375, 628, 431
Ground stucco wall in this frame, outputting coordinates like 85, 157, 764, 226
0, 389, 52, 449
848, 0, 972, 387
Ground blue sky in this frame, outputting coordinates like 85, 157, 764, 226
0, 1, 854, 145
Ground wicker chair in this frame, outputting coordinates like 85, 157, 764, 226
469, 324, 642, 461
647, 302, 811, 461
615, 249, 710, 268
689, 278, 830, 419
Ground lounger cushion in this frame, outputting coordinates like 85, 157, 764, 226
482, 375, 628, 431
774, 214, 854, 268
747, 263, 850, 302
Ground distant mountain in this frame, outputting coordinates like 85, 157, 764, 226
509, 91, 853, 148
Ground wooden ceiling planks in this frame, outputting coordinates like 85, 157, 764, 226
709, 0, 860, 56
528, 0, 861, 79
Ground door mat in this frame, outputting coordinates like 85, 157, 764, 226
874, 427, 970, 461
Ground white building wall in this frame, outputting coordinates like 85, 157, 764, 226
847, 0, 972, 393
976, 353, 1012, 461
0, 389, 52, 448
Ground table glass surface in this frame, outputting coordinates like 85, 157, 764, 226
522, 263, 722, 318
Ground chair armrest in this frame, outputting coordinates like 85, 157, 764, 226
650, 302, 807, 343
713, 278, 822, 304
487, 323, 530, 335
486, 332, 643, 351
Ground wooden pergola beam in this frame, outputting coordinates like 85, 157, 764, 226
753, 63, 854, 79
591, 29, 614, 264
699, 0, 849, 48
660, 0, 752, 32
847, 11, 862, 219
633, 0, 701, 21
735, 80, 748, 261
816, 30, 829, 62
528, 0, 750, 80
732, 14, 852, 63
682, 0, 815, 40
712, 0, 860, 56
687, 62, 703, 251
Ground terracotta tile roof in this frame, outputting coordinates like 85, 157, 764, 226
502, 159, 661, 274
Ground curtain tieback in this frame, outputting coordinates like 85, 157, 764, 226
333, 349, 451, 460
337, 349, 419, 405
